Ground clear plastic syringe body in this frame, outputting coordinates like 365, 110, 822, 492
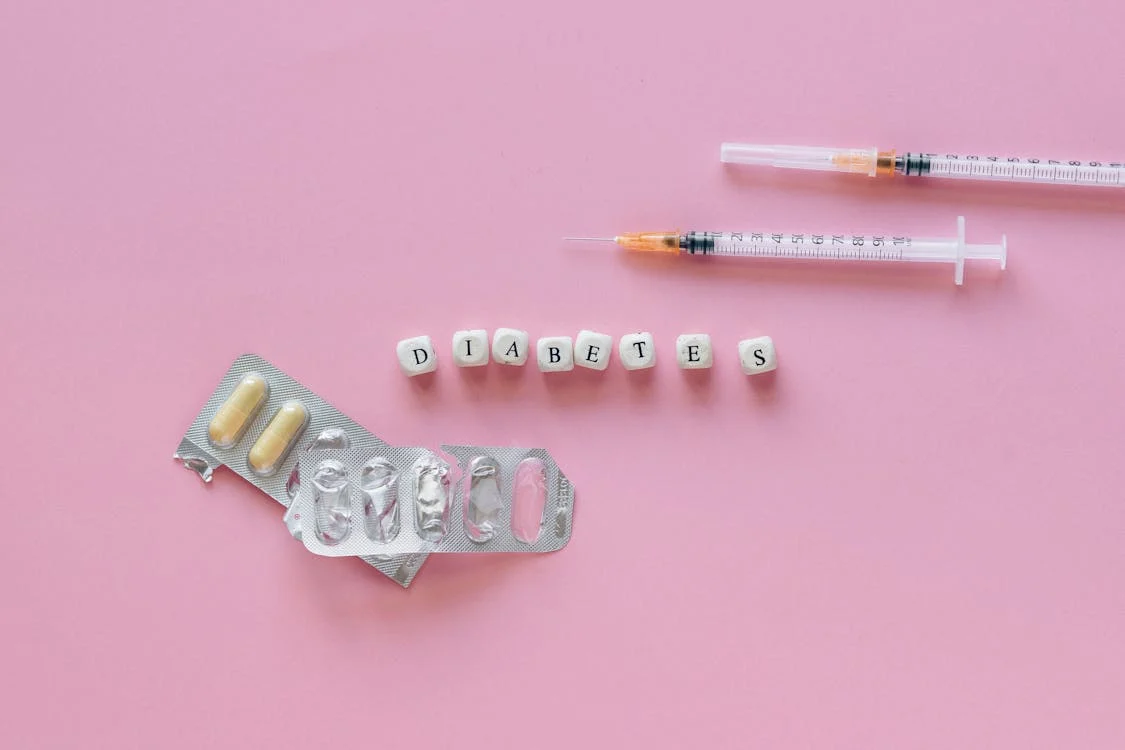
720, 142, 1125, 187
593, 217, 1005, 285
913, 153, 1125, 187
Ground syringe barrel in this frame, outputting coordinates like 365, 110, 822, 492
678, 217, 1005, 285
899, 239, 962, 263
903, 240, 1004, 262
916, 153, 1125, 187
720, 143, 880, 176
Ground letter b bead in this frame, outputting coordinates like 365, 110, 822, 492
537, 336, 574, 372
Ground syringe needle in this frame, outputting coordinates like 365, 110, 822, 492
563, 236, 616, 242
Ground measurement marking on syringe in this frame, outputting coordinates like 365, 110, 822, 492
930, 156, 1123, 185
715, 244, 907, 261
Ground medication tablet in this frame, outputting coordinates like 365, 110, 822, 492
738, 336, 777, 375
492, 328, 529, 366
248, 400, 310, 477
396, 336, 437, 376
676, 334, 713, 369
618, 332, 655, 370
452, 329, 489, 367
537, 336, 574, 372
207, 372, 270, 448
575, 330, 613, 371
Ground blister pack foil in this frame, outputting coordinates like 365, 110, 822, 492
173, 353, 428, 587
288, 435, 575, 557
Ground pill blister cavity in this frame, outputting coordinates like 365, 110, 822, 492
312, 459, 351, 546
290, 429, 350, 503
207, 372, 269, 448
413, 454, 450, 542
464, 456, 503, 543
310, 428, 350, 450
247, 400, 309, 476
361, 457, 400, 543
511, 457, 547, 544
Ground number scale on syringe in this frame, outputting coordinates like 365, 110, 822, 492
700, 232, 910, 261
921, 154, 1125, 186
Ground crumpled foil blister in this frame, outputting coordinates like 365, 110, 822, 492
290, 436, 574, 557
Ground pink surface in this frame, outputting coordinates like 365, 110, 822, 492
3, 1, 1125, 747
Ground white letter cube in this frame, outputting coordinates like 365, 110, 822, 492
452, 329, 489, 367
618, 332, 655, 370
676, 333, 712, 369
396, 335, 437, 376
575, 330, 613, 371
536, 336, 574, 372
492, 327, 529, 366
738, 336, 777, 375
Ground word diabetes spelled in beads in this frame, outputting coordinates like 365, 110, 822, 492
396, 329, 777, 377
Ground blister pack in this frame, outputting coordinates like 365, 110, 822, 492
173, 353, 429, 587
287, 436, 575, 557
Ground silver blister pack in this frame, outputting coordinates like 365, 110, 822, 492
173, 353, 428, 587
289, 437, 575, 557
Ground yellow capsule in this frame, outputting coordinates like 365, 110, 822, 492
248, 400, 309, 476
207, 373, 270, 448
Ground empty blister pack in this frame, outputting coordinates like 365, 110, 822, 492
289, 437, 575, 557
173, 353, 429, 587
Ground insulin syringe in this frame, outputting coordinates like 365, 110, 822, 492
721, 142, 1125, 188
566, 216, 1005, 285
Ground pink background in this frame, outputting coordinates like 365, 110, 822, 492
3, 1, 1124, 747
